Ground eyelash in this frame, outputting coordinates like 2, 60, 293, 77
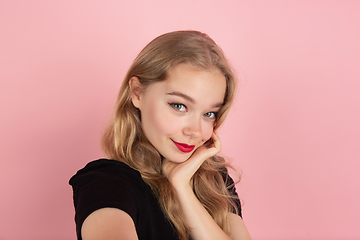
204, 112, 217, 119
168, 102, 218, 119
168, 102, 187, 112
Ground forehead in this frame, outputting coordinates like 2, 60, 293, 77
159, 64, 227, 103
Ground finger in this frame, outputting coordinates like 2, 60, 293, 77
189, 137, 220, 167
211, 131, 222, 152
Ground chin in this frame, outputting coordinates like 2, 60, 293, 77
166, 153, 192, 163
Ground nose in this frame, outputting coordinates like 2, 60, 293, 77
183, 115, 202, 138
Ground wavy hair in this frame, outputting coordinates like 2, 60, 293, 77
102, 30, 239, 239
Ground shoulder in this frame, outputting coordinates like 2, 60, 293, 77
219, 167, 243, 218
70, 159, 148, 195
69, 159, 149, 239
69, 159, 148, 205
70, 159, 142, 184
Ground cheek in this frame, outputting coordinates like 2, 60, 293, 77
144, 106, 180, 135
156, 113, 182, 135
202, 122, 215, 141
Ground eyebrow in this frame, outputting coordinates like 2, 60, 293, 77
166, 91, 224, 108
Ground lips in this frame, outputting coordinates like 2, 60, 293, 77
171, 139, 195, 153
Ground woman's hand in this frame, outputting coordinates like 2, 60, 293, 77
162, 132, 240, 240
162, 131, 221, 190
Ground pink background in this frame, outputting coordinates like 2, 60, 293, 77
1, 1, 359, 239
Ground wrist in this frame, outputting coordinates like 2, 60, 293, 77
171, 181, 193, 197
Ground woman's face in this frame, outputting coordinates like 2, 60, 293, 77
131, 64, 227, 163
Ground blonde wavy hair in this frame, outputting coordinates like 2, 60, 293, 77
102, 30, 239, 239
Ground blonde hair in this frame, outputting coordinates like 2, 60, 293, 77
102, 30, 239, 239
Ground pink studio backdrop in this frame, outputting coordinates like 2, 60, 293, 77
1, 1, 359, 239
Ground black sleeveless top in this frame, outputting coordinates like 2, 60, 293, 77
69, 159, 242, 240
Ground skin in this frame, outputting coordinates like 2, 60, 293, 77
131, 63, 226, 164
81, 64, 252, 240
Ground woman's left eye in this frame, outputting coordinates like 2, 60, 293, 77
204, 112, 217, 119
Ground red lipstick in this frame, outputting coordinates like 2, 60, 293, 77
171, 139, 195, 153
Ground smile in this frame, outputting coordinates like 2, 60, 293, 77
171, 139, 195, 153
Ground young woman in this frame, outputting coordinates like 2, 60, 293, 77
70, 30, 251, 240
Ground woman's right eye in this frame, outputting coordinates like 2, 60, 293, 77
168, 102, 187, 112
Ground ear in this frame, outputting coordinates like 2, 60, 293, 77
129, 76, 142, 109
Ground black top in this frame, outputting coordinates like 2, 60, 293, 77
69, 159, 242, 240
